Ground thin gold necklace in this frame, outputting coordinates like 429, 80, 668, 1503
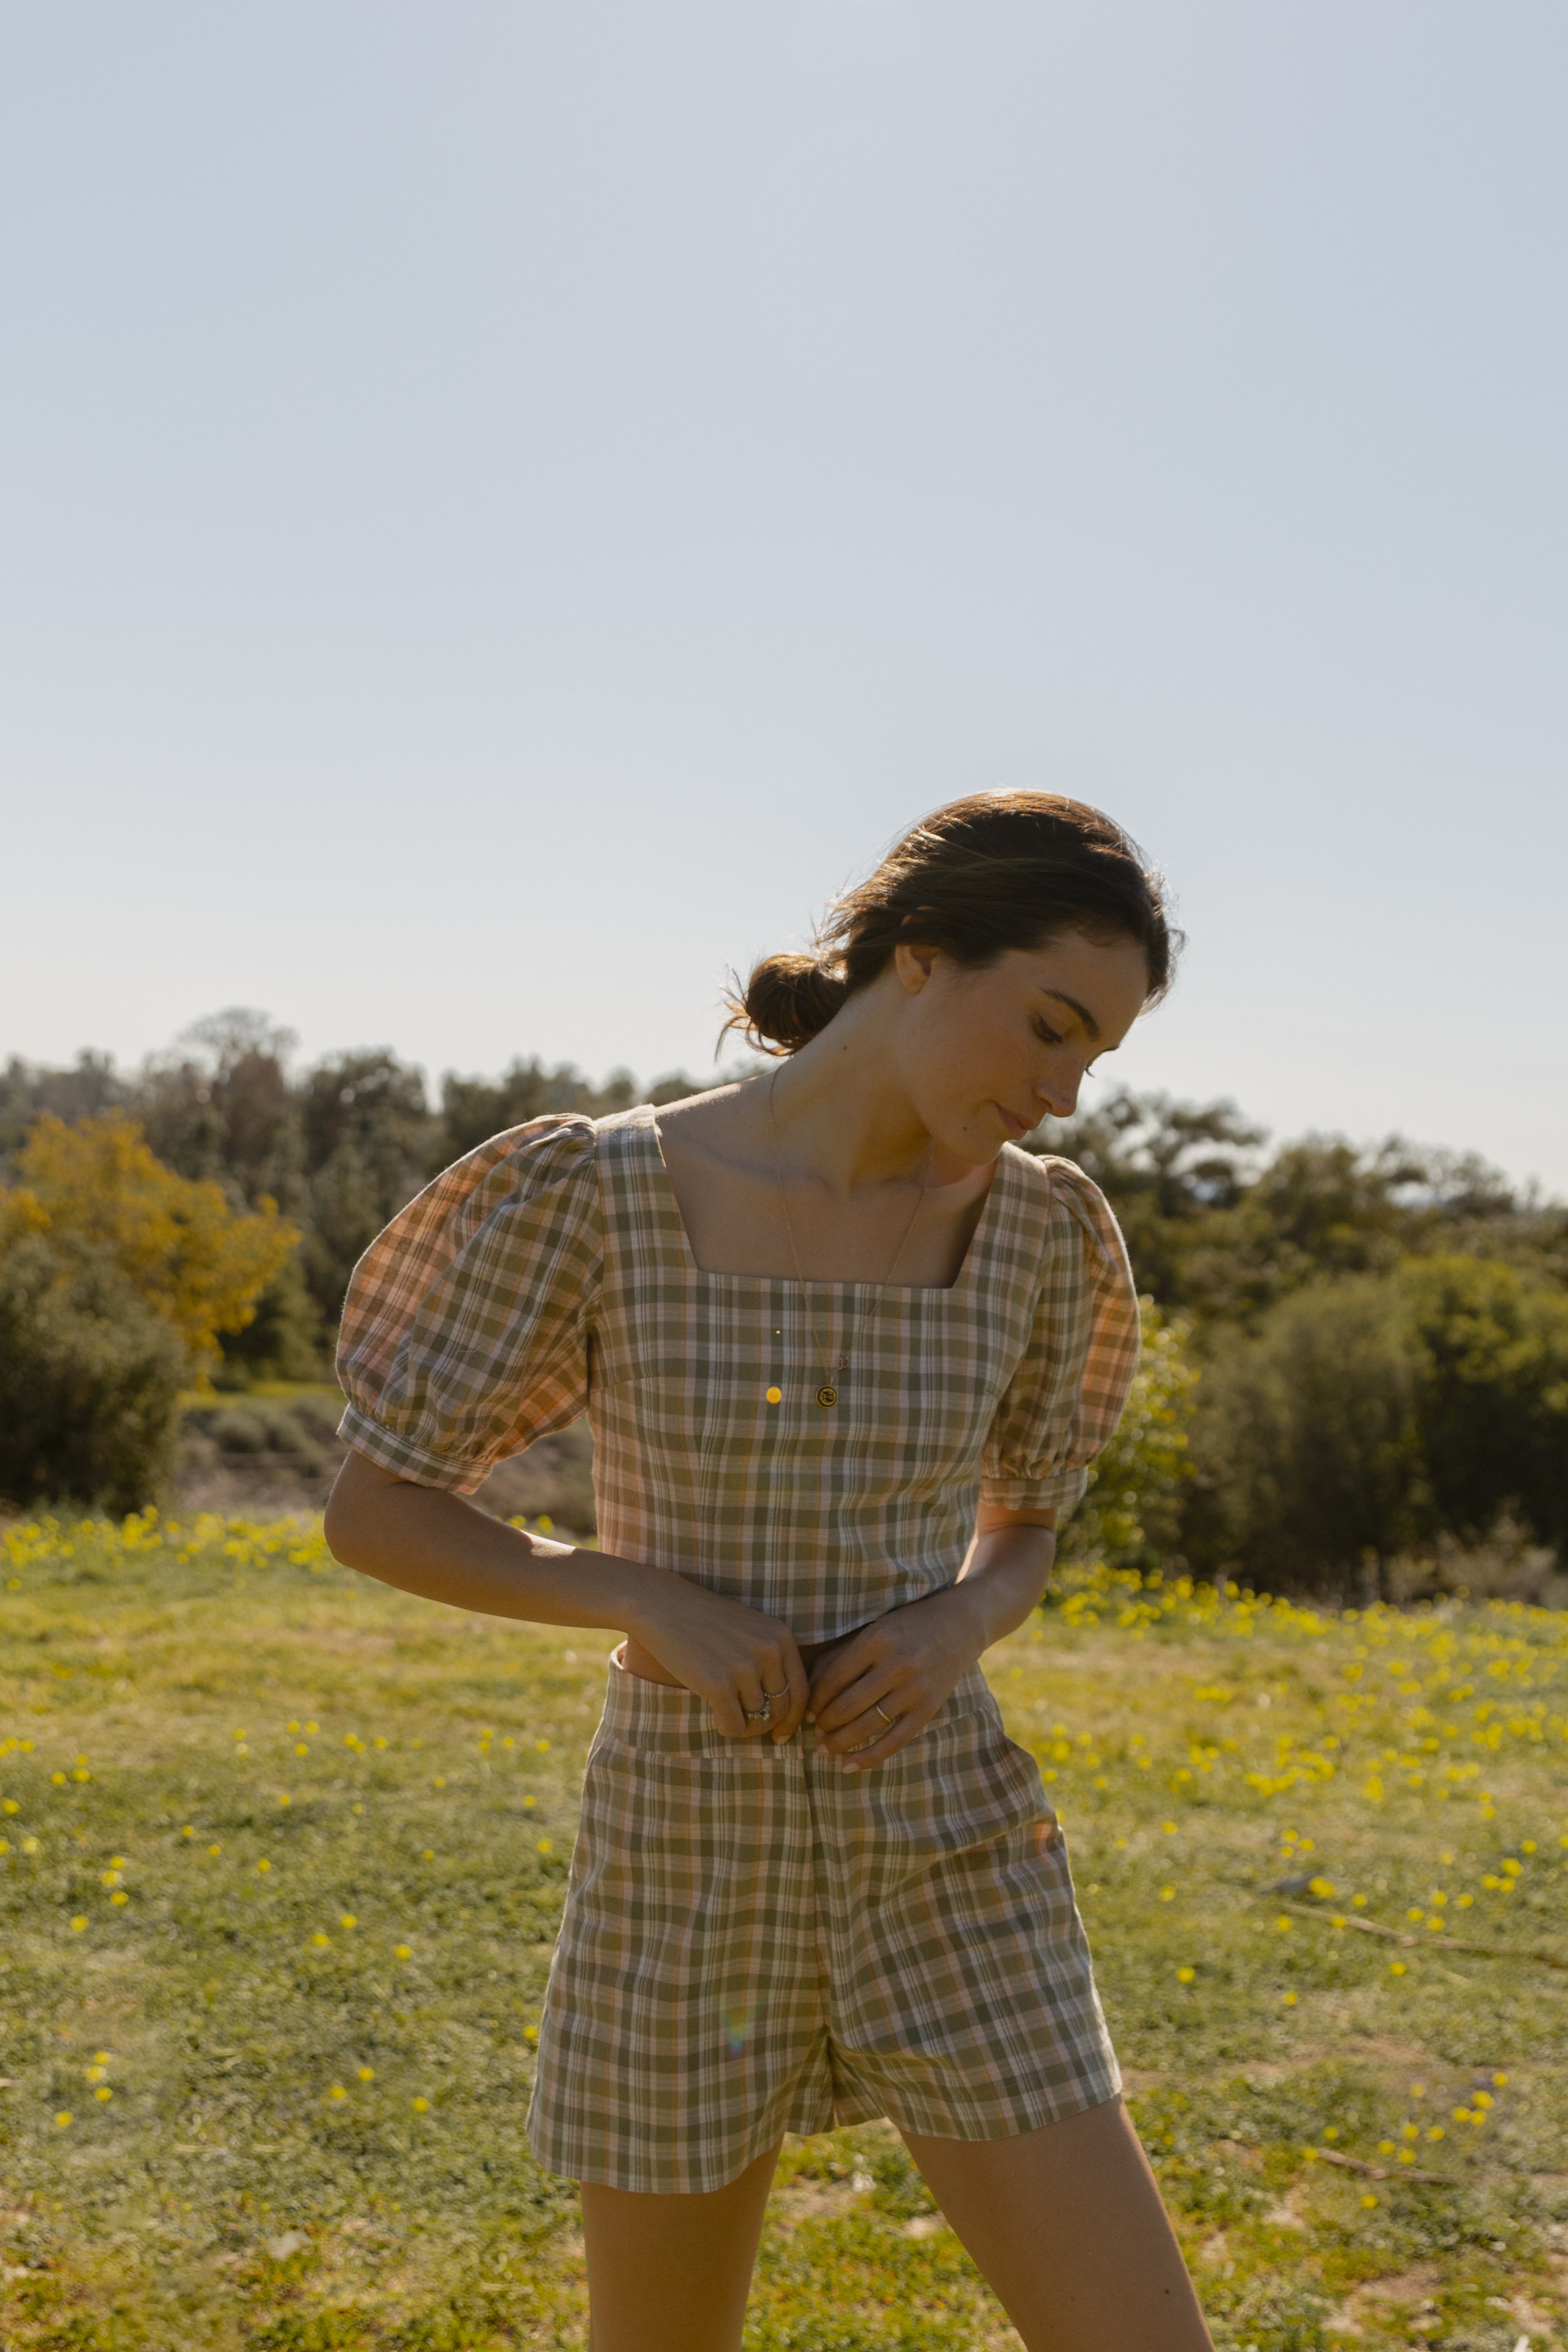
767, 1066, 932, 1409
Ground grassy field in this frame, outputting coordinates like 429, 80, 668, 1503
0, 1513, 1566, 2351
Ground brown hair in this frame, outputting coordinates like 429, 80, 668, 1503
725, 791, 1179, 1057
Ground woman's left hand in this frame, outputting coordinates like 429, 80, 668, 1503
806, 1587, 988, 1769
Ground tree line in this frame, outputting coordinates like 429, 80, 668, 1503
0, 1010, 704, 1385
2, 1011, 1565, 1596
1032, 1092, 1568, 1597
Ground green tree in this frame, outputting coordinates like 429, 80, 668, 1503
1182, 1276, 1421, 1592
211, 1250, 323, 1385
0, 1237, 187, 1511
133, 1013, 323, 1377
1035, 1090, 1545, 1332
0, 1050, 128, 1170
1060, 1308, 1199, 1573
440, 1057, 639, 1160
298, 1052, 438, 1319
1395, 1254, 1568, 1549
138, 1010, 307, 1214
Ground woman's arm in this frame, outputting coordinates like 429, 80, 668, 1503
956, 1502, 1061, 1640
324, 1451, 811, 1741
805, 1505, 1058, 1768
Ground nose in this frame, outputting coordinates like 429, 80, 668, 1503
1034, 1074, 1079, 1120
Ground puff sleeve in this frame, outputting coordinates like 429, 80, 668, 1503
335, 1115, 601, 1494
980, 1157, 1140, 1519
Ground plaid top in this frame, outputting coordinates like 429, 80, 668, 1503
337, 1105, 1139, 1644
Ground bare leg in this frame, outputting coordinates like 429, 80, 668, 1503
903, 2097, 1214, 2352
580, 2140, 783, 2352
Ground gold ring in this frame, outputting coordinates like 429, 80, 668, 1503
874, 1703, 895, 1726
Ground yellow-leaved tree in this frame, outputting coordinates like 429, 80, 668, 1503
3, 1114, 300, 1372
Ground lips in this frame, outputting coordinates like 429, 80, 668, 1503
996, 1103, 1031, 1138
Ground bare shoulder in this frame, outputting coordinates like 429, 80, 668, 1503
653, 1080, 770, 1172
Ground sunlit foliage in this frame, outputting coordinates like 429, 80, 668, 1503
5, 1113, 297, 1367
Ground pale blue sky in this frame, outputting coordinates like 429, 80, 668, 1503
4, 2, 1565, 1189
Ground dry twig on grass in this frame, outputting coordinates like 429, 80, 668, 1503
1274, 1899, 1568, 1971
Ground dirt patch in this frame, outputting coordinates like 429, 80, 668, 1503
1116, 2066, 1166, 2094
1352, 2262, 1443, 2303
769, 2177, 868, 2228
1341, 2034, 1433, 2070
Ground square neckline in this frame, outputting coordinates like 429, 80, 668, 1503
638, 1102, 1012, 1295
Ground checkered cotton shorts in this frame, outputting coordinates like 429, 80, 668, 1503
526, 1660, 1121, 2195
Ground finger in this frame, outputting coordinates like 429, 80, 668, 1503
820, 1694, 902, 1753
835, 1702, 931, 1772
733, 1663, 769, 1740
754, 1641, 787, 1708
807, 1636, 877, 1721
816, 1667, 902, 1738
801, 1631, 850, 1718
710, 1688, 751, 1739
819, 1704, 888, 1757
770, 1638, 810, 1743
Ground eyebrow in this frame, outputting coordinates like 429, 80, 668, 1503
1039, 987, 1102, 1041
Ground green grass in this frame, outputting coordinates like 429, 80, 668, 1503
1, 1513, 1566, 2350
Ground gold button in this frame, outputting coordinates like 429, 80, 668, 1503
765, 1386, 782, 1404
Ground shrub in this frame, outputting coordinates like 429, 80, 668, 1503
1183, 1255, 1568, 1590
1395, 1253, 1568, 1550
1183, 1275, 1420, 1591
203, 1401, 325, 1465
214, 1252, 323, 1385
1061, 1307, 1199, 1573
0, 1238, 187, 1512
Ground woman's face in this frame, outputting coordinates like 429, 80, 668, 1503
892, 929, 1151, 1167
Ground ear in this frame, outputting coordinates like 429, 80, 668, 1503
892, 941, 940, 994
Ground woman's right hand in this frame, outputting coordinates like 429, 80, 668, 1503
322, 1460, 808, 1737
625, 1577, 809, 1743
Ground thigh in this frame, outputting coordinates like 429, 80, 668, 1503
902, 2098, 1214, 2352
581, 2140, 782, 2352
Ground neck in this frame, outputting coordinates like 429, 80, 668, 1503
760, 989, 975, 1197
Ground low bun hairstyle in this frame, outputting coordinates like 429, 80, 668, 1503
725, 792, 1178, 1058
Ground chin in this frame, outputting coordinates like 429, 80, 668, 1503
957, 1120, 1009, 1165
927, 1106, 1008, 1169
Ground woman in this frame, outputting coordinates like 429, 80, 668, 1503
324, 792, 1214, 2352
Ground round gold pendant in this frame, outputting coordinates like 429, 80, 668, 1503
815, 1385, 838, 1409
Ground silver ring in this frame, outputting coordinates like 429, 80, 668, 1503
874, 1702, 895, 1727
760, 1685, 788, 1702
743, 1701, 772, 1723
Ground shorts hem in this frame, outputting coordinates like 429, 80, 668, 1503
528, 2058, 1124, 2195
